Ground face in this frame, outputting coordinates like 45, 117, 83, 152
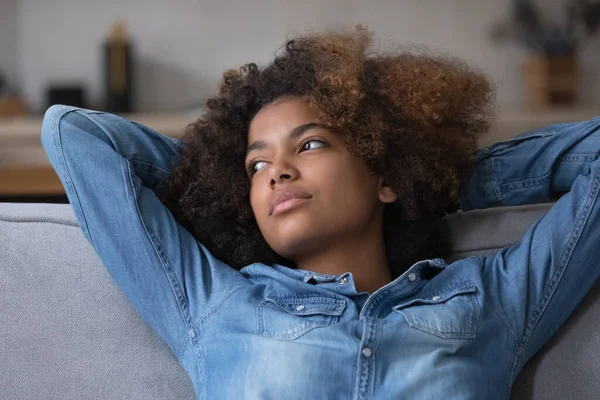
246, 96, 397, 261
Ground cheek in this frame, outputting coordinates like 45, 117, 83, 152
249, 183, 267, 221
326, 161, 377, 202
249, 186, 259, 215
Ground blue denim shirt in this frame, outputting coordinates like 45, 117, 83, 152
41, 105, 600, 400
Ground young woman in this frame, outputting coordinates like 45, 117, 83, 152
42, 27, 600, 399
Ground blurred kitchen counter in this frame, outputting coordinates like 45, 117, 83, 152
0, 106, 598, 196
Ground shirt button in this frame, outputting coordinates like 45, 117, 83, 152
338, 277, 348, 285
408, 272, 417, 282
295, 305, 305, 311
362, 347, 372, 357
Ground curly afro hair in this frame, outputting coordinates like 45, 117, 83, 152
157, 26, 496, 279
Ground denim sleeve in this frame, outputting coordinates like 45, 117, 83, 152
41, 105, 248, 361
459, 117, 600, 385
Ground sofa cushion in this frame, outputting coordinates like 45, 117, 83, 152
0, 202, 195, 400
449, 203, 600, 399
1, 201, 599, 399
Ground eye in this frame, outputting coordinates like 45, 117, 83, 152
300, 139, 327, 152
247, 160, 268, 176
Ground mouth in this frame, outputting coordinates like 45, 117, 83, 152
271, 197, 311, 216
269, 189, 312, 216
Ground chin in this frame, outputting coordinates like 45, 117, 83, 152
268, 225, 319, 260
272, 211, 314, 235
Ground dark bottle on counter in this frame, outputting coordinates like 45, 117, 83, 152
103, 21, 133, 113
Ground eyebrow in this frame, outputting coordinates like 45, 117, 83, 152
246, 122, 320, 156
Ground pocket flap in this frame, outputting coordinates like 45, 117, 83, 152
392, 282, 477, 311
266, 297, 346, 316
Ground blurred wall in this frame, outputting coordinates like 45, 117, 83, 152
0, 0, 18, 90
8, 0, 600, 112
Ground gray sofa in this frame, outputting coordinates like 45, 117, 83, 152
1, 201, 599, 399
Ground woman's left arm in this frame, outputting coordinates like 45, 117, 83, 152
458, 116, 600, 387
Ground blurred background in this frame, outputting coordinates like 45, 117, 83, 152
0, 0, 599, 202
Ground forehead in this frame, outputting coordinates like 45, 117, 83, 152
248, 97, 319, 143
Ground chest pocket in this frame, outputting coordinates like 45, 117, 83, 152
392, 282, 480, 339
257, 296, 345, 340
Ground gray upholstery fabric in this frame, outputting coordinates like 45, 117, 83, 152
448, 204, 600, 399
1, 201, 599, 399
0, 203, 195, 400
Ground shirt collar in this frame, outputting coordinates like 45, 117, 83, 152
269, 263, 350, 284
269, 257, 447, 285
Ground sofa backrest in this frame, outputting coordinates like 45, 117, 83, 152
1, 201, 598, 399
0, 203, 196, 400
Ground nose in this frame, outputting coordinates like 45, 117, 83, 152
269, 157, 299, 187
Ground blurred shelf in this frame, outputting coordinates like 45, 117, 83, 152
0, 112, 196, 168
495, 105, 600, 124
478, 105, 599, 147
0, 111, 196, 196
0, 166, 64, 196
0, 112, 195, 144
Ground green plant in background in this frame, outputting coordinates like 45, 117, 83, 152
490, 0, 600, 55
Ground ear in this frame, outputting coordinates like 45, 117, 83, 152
377, 177, 398, 204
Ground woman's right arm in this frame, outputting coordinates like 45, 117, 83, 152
41, 105, 248, 362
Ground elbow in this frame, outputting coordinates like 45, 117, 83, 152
41, 104, 79, 149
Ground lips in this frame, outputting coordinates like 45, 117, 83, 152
269, 188, 312, 216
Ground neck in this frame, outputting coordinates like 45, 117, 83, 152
295, 229, 392, 294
